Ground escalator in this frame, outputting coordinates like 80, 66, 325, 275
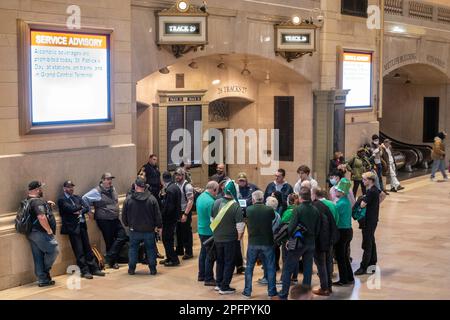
380, 132, 433, 172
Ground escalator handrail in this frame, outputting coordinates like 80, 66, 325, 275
379, 131, 432, 150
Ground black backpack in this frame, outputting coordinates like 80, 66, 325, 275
15, 199, 35, 235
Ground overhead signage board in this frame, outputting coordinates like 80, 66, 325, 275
342, 51, 372, 109
157, 15, 207, 44
275, 26, 315, 51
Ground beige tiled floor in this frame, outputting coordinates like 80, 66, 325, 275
1, 175, 450, 300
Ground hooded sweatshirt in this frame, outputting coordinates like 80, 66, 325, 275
122, 189, 162, 232
431, 137, 446, 160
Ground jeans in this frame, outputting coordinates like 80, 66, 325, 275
375, 163, 384, 190
431, 159, 448, 179
198, 234, 215, 282
176, 212, 193, 256
314, 248, 333, 290
215, 241, 236, 290
68, 223, 99, 274
281, 246, 298, 280
336, 228, 354, 283
162, 222, 179, 263
360, 225, 377, 270
96, 219, 128, 264
278, 244, 315, 300
128, 230, 157, 271
244, 245, 277, 297
28, 230, 59, 284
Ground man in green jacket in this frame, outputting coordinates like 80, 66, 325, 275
242, 190, 277, 298
196, 181, 219, 286
274, 187, 320, 300
211, 181, 245, 295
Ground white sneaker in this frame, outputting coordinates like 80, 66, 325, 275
214, 286, 220, 291
219, 288, 236, 295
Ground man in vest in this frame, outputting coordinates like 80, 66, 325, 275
174, 168, 194, 260
211, 181, 245, 295
83, 172, 128, 269
139, 154, 162, 201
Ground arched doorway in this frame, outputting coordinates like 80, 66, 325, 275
381, 63, 450, 174
136, 53, 312, 188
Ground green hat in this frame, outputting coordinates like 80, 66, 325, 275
224, 180, 238, 201
336, 178, 351, 195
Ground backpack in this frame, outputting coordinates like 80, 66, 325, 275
91, 245, 106, 270
15, 199, 36, 235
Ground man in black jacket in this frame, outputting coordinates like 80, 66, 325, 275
312, 188, 338, 296
139, 154, 162, 201
354, 172, 380, 276
122, 177, 162, 275
58, 180, 105, 279
159, 171, 182, 266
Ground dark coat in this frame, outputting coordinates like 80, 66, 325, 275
160, 182, 182, 224
313, 200, 339, 252
122, 189, 162, 233
140, 163, 162, 199
58, 194, 89, 235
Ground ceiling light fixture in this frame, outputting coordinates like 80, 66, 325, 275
241, 61, 251, 76
212, 79, 221, 85
159, 67, 170, 74
217, 56, 227, 69
188, 60, 198, 69
264, 71, 270, 84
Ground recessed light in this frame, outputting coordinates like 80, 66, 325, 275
292, 16, 301, 25
159, 67, 170, 74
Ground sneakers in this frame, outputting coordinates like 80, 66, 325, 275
219, 287, 236, 295
108, 263, 120, 270
214, 286, 220, 291
397, 185, 405, 191
92, 270, 106, 277
38, 280, 55, 287
354, 268, 367, 276
258, 277, 268, 285
164, 260, 180, 267
241, 292, 251, 299
81, 272, 94, 280
128, 269, 135, 275
390, 187, 397, 192
204, 281, 216, 287
150, 269, 157, 275
236, 266, 246, 274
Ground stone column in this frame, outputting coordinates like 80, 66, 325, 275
312, 89, 349, 187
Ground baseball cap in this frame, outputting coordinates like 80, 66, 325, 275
174, 168, 185, 176
101, 172, 115, 180
28, 181, 45, 191
135, 177, 146, 188
63, 180, 75, 187
162, 171, 172, 182
237, 172, 247, 181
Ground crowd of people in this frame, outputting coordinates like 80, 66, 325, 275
19, 131, 448, 298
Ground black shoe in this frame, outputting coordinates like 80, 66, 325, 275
159, 259, 167, 265
164, 260, 180, 267
354, 268, 366, 276
236, 266, 246, 274
204, 281, 216, 286
81, 272, 94, 279
384, 190, 390, 195
109, 263, 120, 269
38, 280, 55, 287
198, 277, 205, 282
128, 269, 135, 275
150, 269, 157, 275
182, 254, 194, 260
397, 186, 405, 191
219, 287, 236, 295
157, 253, 164, 259
390, 187, 397, 192
92, 270, 106, 277
332, 281, 348, 286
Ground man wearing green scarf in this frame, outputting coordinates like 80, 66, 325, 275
211, 181, 245, 295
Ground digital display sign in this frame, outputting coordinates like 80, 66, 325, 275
30, 30, 110, 125
342, 52, 372, 109
164, 23, 200, 35
281, 33, 310, 44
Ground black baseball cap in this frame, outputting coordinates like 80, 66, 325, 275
63, 180, 75, 188
135, 177, 146, 188
162, 171, 172, 182
28, 181, 45, 191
